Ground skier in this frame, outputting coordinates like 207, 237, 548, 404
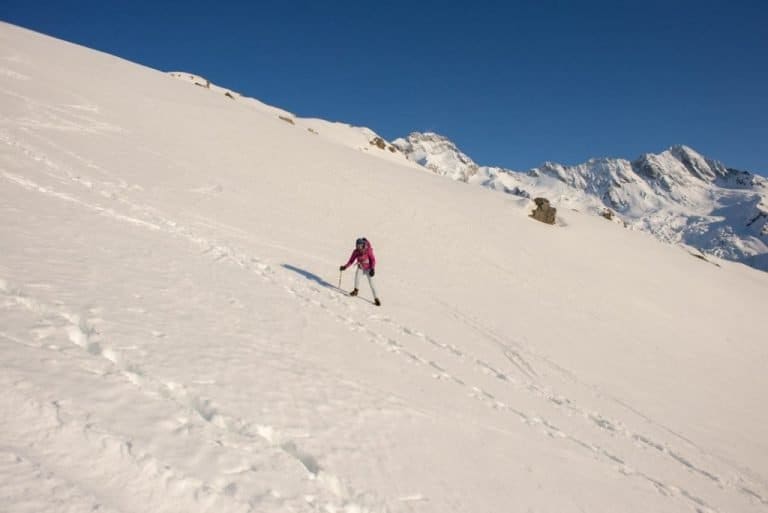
340, 237, 381, 306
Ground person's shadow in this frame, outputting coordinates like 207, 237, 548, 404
282, 264, 374, 304
282, 264, 336, 289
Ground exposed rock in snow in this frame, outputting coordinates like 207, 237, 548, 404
530, 197, 557, 225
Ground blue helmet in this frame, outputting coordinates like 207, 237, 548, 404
356, 237, 367, 247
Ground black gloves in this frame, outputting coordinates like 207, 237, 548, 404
339, 265, 346, 271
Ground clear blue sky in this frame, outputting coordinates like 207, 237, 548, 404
3, 0, 767, 174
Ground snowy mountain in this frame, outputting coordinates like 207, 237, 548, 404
2, 22, 768, 513
393, 133, 768, 271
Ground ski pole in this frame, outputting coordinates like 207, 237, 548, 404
338, 269, 342, 289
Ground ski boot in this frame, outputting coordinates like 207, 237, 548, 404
349, 288, 358, 296
374, 298, 381, 306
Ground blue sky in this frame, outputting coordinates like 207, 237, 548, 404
3, 0, 767, 174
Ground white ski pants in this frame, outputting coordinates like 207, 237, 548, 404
355, 268, 378, 299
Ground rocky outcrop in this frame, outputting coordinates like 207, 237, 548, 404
530, 198, 557, 225
370, 137, 386, 149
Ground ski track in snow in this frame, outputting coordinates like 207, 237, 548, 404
1, 128, 767, 513
0, 86, 122, 134
0, 283, 389, 513
0, 447, 124, 513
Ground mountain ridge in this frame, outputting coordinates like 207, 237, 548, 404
393, 132, 768, 271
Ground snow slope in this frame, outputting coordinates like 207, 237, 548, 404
168, 71, 413, 168
394, 133, 768, 272
2, 22, 768, 513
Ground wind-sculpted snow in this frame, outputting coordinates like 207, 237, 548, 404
395, 133, 768, 271
2, 21, 768, 513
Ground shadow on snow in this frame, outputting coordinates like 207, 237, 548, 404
282, 264, 337, 290
282, 264, 375, 305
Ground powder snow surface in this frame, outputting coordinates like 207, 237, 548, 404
1, 22, 768, 513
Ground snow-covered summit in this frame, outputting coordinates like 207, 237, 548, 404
396, 132, 768, 271
392, 132, 479, 181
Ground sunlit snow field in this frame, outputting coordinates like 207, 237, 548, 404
1, 22, 767, 513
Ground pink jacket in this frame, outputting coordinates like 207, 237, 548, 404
345, 242, 376, 271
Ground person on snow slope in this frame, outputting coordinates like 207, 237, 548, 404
340, 237, 381, 306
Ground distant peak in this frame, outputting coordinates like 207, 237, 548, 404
404, 132, 453, 143
392, 132, 479, 181
668, 144, 704, 159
